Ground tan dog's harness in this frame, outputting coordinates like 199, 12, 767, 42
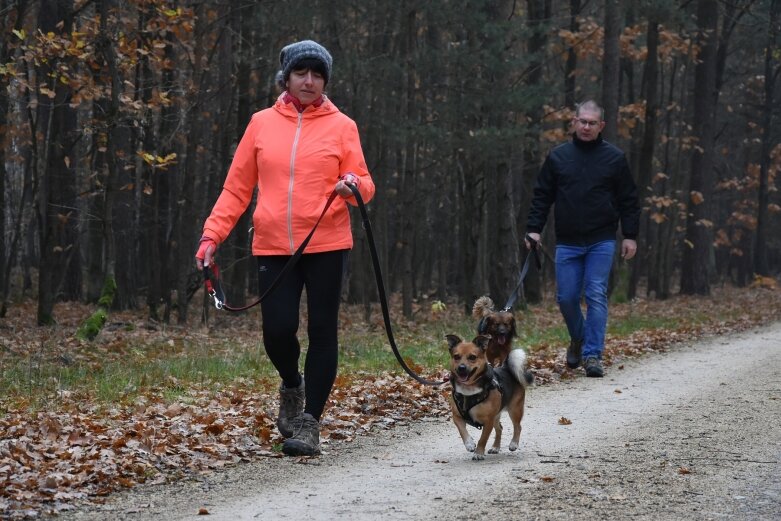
451, 366, 503, 429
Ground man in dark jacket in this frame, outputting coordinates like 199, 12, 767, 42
525, 100, 640, 377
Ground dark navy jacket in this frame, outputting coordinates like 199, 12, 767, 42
526, 134, 640, 246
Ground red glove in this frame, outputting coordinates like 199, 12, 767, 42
195, 236, 217, 269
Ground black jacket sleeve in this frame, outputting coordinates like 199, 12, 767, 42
526, 154, 556, 234
615, 155, 640, 240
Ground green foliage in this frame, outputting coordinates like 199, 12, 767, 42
76, 277, 116, 341
97, 277, 117, 309
75, 308, 108, 341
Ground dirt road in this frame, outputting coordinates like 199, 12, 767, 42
65, 323, 781, 520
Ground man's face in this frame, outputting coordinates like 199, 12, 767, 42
572, 109, 605, 142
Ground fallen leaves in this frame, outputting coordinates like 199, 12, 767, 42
558, 417, 572, 425
0, 374, 448, 517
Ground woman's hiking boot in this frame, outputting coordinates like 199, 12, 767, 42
277, 378, 305, 438
282, 413, 321, 456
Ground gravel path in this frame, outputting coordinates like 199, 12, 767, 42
64, 322, 781, 520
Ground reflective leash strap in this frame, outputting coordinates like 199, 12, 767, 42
500, 235, 542, 312
202, 191, 340, 313
203, 264, 225, 310
348, 184, 446, 387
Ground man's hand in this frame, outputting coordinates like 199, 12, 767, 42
195, 236, 217, 270
621, 239, 637, 260
525, 232, 541, 250
335, 172, 360, 198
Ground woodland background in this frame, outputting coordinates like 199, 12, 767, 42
1, 0, 780, 327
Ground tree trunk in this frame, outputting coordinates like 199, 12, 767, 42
601, 0, 621, 143
681, 0, 719, 296
754, 0, 780, 276
628, 17, 660, 299
520, 0, 550, 305
400, 5, 418, 320
0, 0, 30, 316
36, 0, 78, 325
564, 0, 581, 108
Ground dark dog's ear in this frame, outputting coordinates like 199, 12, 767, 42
473, 334, 490, 350
446, 334, 462, 351
477, 316, 490, 335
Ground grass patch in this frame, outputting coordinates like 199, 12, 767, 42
0, 342, 279, 409
3, 285, 780, 414
607, 315, 679, 336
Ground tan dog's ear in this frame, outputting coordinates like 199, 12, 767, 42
446, 334, 462, 351
473, 334, 490, 350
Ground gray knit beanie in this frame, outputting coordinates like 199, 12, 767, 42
275, 40, 333, 90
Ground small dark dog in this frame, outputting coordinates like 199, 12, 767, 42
472, 296, 517, 367
446, 334, 532, 460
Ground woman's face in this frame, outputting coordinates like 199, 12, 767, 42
287, 68, 325, 105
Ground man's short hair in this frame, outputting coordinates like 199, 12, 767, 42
575, 100, 604, 120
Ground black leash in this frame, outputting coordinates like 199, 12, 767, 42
203, 191, 339, 312
203, 186, 444, 386
347, 184, 445, 386
499, 235, 542, 312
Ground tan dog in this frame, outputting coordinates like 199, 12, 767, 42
446, 334, 532, 460
472, 296, 517, 367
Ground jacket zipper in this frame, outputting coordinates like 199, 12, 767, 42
288, 112, 303, 253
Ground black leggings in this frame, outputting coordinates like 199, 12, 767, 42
257, 250, 347, 421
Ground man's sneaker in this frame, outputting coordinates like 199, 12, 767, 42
583, 356, 604, 378
566, 339, 583, 369
282, 413, 321, 456
277, 378, 305, 438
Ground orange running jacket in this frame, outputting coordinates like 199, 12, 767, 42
202, 94, 375, 255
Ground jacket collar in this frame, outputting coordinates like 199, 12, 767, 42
572, 133, 603, 148
274, 92, 335, 119
282, 91, 325, 112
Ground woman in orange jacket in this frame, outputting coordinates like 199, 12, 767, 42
195, 40, 375, 457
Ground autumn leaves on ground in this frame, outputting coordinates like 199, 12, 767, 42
1, 283, 780, 518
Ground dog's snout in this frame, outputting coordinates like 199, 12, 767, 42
457, 364, 469, 374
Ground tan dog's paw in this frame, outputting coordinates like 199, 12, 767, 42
509, 441, 519, 451
488, 447, 499, 454
464, 438, 476, 452
472, 452, 485, 461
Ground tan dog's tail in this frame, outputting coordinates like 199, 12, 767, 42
506, 349, 533, 387
472, 296, 496, 319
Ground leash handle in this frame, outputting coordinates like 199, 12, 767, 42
348, 184, 444, 387
500, 235, 543, 312
524, 234, 542, 270
203, 264, 225, 309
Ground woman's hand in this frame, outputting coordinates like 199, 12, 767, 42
195, 236, 217, 270
335, 173, 360, 198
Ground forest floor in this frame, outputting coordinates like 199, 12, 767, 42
61, 320, 781, 520
1, 280, 780, 519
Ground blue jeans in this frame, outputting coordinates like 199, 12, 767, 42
555, 240, 616, 360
